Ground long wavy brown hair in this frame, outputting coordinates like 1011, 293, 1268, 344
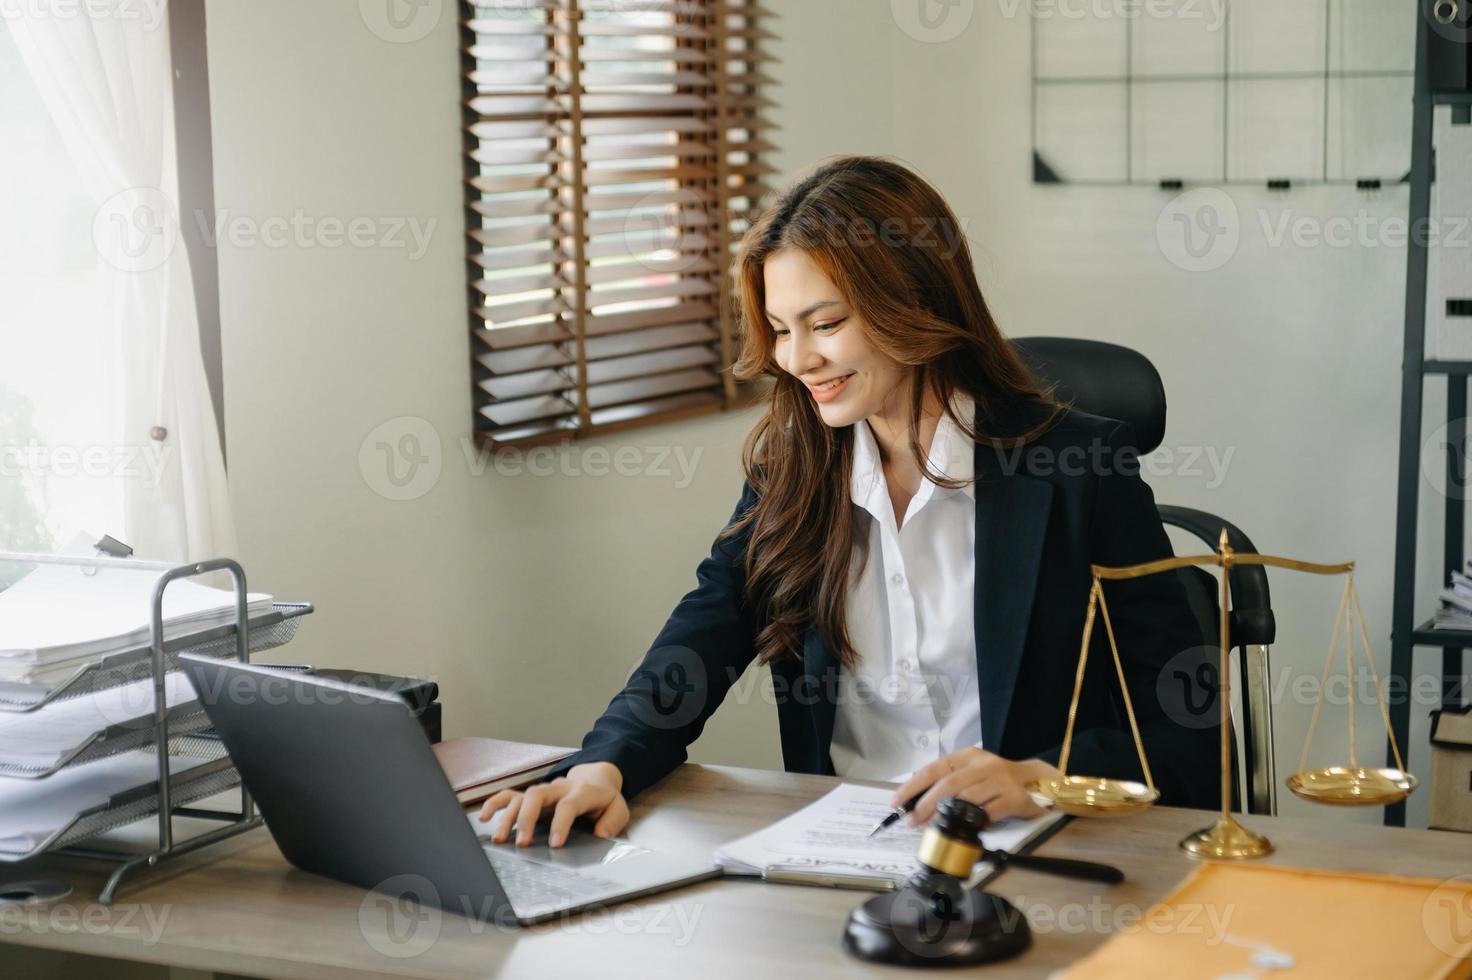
722, 155, 1059, 669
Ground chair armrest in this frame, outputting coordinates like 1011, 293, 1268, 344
1156, 504, 1276, 647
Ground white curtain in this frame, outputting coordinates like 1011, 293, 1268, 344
4, 0, 235, 563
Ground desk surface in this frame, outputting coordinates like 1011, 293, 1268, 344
3, 764, 1467, 979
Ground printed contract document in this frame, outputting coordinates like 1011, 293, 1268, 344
714, 783, 1065, 890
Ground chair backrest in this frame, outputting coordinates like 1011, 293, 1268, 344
1012, 335, 1269, 815
1013, 336, 1167, 454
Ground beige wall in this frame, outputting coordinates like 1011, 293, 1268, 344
206, 0, 1439, 826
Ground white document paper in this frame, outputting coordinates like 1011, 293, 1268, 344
714, 783, 1064, 888
0, 537, 272, 671
0, 672, 197, 770
0, 750, 211, 858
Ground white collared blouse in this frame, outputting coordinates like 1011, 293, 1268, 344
829, 395, 984, 782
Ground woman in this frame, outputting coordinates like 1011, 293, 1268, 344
481, 156, 1219, 849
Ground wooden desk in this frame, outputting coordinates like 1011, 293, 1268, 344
2, 764, 1466, 979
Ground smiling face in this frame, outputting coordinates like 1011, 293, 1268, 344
763, 247, 908, 429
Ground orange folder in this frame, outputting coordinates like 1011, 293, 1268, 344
1062, 862, 1472, 979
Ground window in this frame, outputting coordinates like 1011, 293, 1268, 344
0, 2, 225, 559
0, 24, 120, 552
463, 0, 774, 450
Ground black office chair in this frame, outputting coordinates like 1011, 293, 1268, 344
1013, 337, 1279, 816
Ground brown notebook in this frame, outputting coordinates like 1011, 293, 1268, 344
431, 737, 576, 806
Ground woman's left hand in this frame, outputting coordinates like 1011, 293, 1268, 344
892, 748, 1061, 825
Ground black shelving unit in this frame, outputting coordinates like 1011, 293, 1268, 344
1388, 11, 1471, 828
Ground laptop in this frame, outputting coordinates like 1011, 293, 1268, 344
177, 653, 718, 925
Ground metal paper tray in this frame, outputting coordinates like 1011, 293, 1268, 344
0, 602, 313, 713
1, 740, 243, 862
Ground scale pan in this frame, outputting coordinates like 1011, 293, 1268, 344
1025, 775, 1159, 817
1285, 766, 1418, 806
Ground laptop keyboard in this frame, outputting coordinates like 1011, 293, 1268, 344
483, 848, 623, 911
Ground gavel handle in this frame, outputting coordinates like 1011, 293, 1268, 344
983, 848, 1125, 885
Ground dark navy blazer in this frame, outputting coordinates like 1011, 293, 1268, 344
547, 406, 1222, 811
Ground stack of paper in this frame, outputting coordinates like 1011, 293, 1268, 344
0, 552, 272, 689
714, 783, 1065, 890
1433, 564, 1472, 630
0, 673, 197, 772
0, 749, 213, 859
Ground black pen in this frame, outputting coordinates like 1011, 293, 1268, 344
867, 790, 924, 838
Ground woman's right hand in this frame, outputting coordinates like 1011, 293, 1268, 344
477, 761, 629, 848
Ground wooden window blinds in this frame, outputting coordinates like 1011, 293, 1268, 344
462, 0, 775, 451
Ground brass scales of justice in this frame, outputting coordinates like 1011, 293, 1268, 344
1022, 530, 1418, 859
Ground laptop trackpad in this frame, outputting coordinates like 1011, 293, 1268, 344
467, 811, 651, 868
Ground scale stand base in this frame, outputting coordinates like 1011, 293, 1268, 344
1179, 814, 1274, 859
